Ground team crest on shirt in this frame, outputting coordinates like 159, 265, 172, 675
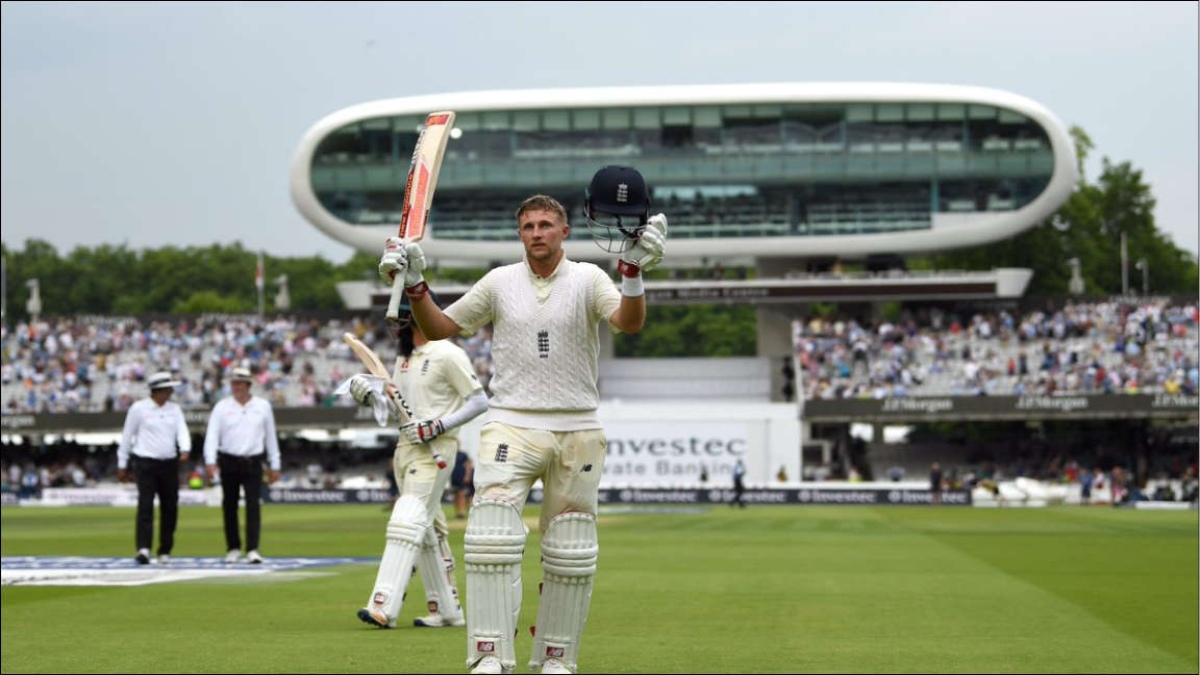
537, 330, 550, 358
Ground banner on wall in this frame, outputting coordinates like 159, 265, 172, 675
599, 420, 750, 488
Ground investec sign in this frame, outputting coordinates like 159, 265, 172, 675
600, 420, 747, 489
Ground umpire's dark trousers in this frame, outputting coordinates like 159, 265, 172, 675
217, 453, 265, 552
133, 456, 180, 555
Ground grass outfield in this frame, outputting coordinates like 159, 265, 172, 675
1, 504, 1196, 674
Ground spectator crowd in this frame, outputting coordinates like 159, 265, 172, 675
793, 298, 1198, 399
2, 314, 494, 414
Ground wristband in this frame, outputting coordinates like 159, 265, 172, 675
621, 275, 645, 297
405, 280, 429, 301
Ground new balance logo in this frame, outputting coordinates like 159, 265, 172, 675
537, 330, 550, 359
495, 444, 509, 463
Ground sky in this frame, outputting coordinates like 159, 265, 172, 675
2, 1, 1197, 262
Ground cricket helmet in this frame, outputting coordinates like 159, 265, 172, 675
584, 165, 651, 254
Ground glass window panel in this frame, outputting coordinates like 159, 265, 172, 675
663, 107, 691, 124
724, 104, 752, 119
846, 104, 873, 121
784, 104, 845, 126
694, 106, 722, 128
602, 108, 631, 129
997, 109, 1027, 124
633, 107, 661, 129
876, 104, 904, 122
968, 105, 996, 119
482, 111, 510, 130
361, 117, 391, 130
390, 115, 423, 133
937, 104, 965, 120
573, 109, 601, 130
907, 103, 935, 121
512, 111, 539, 131
754, 104, 782, 118
455, 112, 481, 131
543, 110, 570, 130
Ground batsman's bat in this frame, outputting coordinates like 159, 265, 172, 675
385, 110, 457, 321
342, 332, 446, 469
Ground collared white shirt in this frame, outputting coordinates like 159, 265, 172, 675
202, 395, 281, 470
117, 397, 191, 469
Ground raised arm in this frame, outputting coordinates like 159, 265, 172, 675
609, 213, 667, 335
377, 237, 463, 340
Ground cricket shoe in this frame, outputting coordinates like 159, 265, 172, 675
469, 656, 512, 674
225, 549, 241, 564
246, 550, 264, 564
357, 607, 395, 629
540, 658, 574, 674
157, 554, 171, 566
413, 613, 465, 628
135, 549, 151, 565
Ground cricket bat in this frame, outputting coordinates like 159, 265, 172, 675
342, 332, 446, 469
385, 110, 456, 321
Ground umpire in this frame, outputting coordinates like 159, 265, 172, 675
117, 371, 191, 565
202, 367, 281, 564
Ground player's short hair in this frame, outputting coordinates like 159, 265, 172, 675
516, 195, 569, 225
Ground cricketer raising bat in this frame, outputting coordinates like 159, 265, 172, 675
342, 331, 446, 469
385, 110, 456, 322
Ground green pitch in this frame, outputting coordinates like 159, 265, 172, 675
2, 504, 1196, 673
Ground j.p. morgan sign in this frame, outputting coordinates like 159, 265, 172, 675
803, 394, 1199, 422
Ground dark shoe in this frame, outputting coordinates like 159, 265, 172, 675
357, 607, 394, 629
135, 549, 151, 565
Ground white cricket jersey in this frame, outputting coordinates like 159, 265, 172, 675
445, 257, 621, 431
202, 395, 282, 470
117, 398, 191, 469
391, 339, 484, 441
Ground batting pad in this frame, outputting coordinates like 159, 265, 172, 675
368, 494, 427, 621
530, 512, 598, 671
464, 499, 526, 671
418, 526, 463, 624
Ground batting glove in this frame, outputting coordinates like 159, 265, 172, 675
402, 418, 445, 444
618, 213, 668, 276
402, 241, 427, 290
378, 237, 409, 284
348, 374, 377, 407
